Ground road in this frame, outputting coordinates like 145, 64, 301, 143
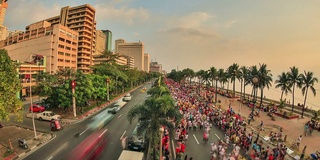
21, 84, 150, 160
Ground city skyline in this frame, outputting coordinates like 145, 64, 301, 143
4, 0, 320, 76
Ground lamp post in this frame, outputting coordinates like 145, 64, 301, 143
215, 76, 219, 103
25, 54, 44, 140
252, 77, 259, 116
159, 127, 164, 160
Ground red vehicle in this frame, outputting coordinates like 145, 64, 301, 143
29, 104, 45, 112
68, 128, 108, 160
50, 119, 62, 131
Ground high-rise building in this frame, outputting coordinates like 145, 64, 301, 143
0, 0, 8, 41
150, 61, 162, 73
144, 53, 150, 73
45, 4, 96, 74
115, 39, 145, 71
94, 30, 106, 56
2, 21, 79, 74
102, 30, 112, 52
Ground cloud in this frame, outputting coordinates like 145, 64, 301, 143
93, 4, 149, 26
167, 12, 214, 28
158, 27, 219, 40
5, 0, 61, 30
225, 19, 240, 28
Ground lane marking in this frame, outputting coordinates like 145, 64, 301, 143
79, 127, 89, 136
215, 133, 220, 140
99, 128, 108, 138
193, 134, 199, 144
120, 130, 127, 140
118, 114, 122, 118
128, 105, 132, 108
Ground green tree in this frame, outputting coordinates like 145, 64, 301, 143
228, 63, 240, 97
257, 63, 273, 107
0, 49, 23, 122
275, 72, 292, 101
208, 66, 218, 87
287, 66, 302, 112
240, 66, 250, 100
127, 80, 181, 160
300, 71, 318, 118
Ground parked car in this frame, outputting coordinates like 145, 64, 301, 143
123, 94, 132, 102
29, 104, 45, 113
127, 123, 147, 151
37, 111, 61, 121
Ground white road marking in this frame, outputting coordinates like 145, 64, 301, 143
79, 127, 89, 136
118, 114, 122, 118
46, 142, 69, 160
99, 128, 108, 138
215, 133, 220, 140
120, 130, 126, 140
128, 105, 131, 108
193, 134, 199, 144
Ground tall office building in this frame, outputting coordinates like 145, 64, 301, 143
2, 21, 79, 74
0, 0, 8, 41
45, 4, 96, 73
94, 30, 106, 56
102, 30, 112, 52
144, 53, 150, 73
150, 61, 162, 73
115, 39, 145, 71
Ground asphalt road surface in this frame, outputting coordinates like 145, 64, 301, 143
22, 84, 151, 160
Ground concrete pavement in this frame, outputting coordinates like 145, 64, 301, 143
216, 93, 320, 159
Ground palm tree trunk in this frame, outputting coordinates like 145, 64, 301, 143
292, 85, 295, 112
243, 84, 246, 100
259, 88, 263, 107
233, 80, 236, 97
280, 91, 284, 101
302, 87, 309, 118
240, 79, 243, 100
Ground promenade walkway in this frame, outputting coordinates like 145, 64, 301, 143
216, 91, 320, 159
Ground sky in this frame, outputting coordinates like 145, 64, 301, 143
4, 0, 320, 108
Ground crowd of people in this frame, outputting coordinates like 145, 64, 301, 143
165, 79, 291, 160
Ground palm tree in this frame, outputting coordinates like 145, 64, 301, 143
275, 72, 292, 101
287, 66, 302, 112
127, 82, 181, 160
240, 66, 250, 100
228, 63, 240, 97
300, 71, 318, 118
249, 65, 259, 102
257, 63, 273, 107
209, 66, 218, 87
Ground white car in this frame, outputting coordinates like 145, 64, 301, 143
123, 94, 132, 101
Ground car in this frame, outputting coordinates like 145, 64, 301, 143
140, 87, 147, 92
123, 94, 132, 101
36, 111, 61, 121
127, 123, 147, 151
107, 106, 120, 114
29, 104, 45, 112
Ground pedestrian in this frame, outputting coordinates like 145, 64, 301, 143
297, 135, 302, 150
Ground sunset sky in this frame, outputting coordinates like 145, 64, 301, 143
5, 0, 320, 78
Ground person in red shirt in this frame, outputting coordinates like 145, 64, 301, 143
180, 142, 186, 153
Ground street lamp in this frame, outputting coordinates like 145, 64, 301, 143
25, 54, 44, 140
252, 77, 259, 116
215, 76, 219, 103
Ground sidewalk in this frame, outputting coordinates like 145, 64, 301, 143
217, 94, 320, 159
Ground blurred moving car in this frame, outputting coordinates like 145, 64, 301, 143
127, 123, 147, 151
123, 94, 132, 102
68, 128, 108, 160
140, 87, 147, 92
29, 104, 45, 112
88, 108, 115, 130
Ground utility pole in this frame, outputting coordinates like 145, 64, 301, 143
71, 80, 76, 117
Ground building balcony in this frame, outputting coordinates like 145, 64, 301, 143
78, 60, 90, 65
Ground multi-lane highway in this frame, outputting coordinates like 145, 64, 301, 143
21, 84, 150, 160
9, 82, 235, 160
